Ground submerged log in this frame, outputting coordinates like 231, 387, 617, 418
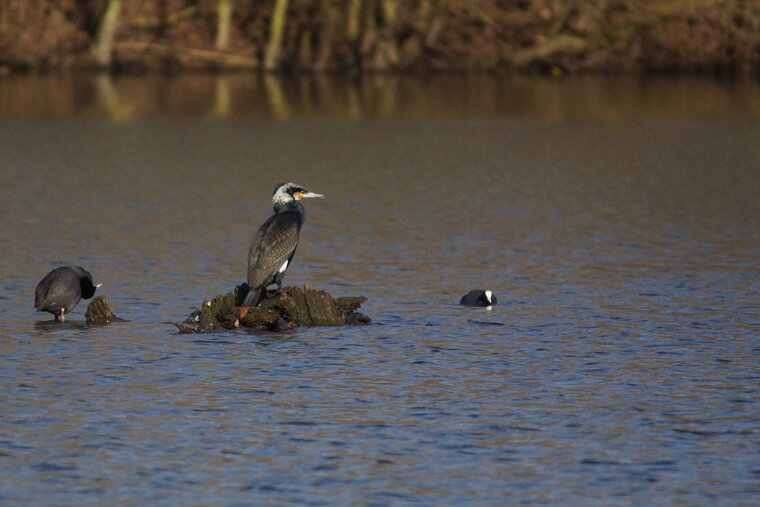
175, 284, 371, 333
85, 295, 120, 325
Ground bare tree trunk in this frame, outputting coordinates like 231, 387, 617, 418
265, 0, 290, 70
215, 0, 233, 50
377, 0, 399, 69
380, 0, 396, 26
94, 0, 122, 67
360, 0, 379, 67
346, 0, 362, 40
315, 2, 338, 70
298, 29, 313, 68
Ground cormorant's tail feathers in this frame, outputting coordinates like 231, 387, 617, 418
242, 287, 261, 307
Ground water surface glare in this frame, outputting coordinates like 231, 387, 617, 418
0, 75, 759, 505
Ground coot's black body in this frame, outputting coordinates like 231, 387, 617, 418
34, 266, 99, 320
460, 290, 496, 307
242, 182, 324, 307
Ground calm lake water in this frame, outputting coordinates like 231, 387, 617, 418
0, 74, 758, 505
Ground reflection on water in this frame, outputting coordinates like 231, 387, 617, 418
32, 320, 90, 333
0, 73, 759, 120
94, 74, 133, 121
0, 74, 758, 504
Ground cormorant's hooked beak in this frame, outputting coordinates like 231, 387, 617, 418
294, 191, 325, 200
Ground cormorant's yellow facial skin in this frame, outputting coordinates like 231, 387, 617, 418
293, 191, 304, 200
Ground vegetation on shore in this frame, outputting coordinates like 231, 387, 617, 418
1, 0, 758, 74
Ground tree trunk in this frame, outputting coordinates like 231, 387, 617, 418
215, 0, 233, 50
377, 0, 399, 69
94, 0, 122, 67
315, 2, 338, 70
265, 0, 290, 70
346, 0, 362, 40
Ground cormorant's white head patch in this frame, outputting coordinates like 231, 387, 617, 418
272, 182, 324, 206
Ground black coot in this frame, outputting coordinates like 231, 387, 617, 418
34, 266, 100, 320
460, 290, 496, 307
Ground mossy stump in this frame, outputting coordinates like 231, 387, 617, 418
85, 295, 120, 325
175, 284, 371, 333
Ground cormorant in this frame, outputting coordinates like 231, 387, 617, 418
460, 290, 497, 307
34, 266, 101, 320
242, 182, 324, 307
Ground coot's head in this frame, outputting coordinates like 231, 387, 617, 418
72, 266, 101, 299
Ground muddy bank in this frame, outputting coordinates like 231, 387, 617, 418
1, 1, 758, 74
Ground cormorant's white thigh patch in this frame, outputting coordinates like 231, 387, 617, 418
278, 260, 289, 273
485, 290, 493, 303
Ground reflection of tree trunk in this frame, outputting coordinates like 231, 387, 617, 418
376, 75, 398, 117
264, 75, 291, 119
95, 74, 132, 120
346, 78, 361, 119
210, 77, 230, 118
215, 0, 233, 50
94, 0, 122, 67
264, 0, 290, 71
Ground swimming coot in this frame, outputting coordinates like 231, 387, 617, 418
460, 290, 496, 307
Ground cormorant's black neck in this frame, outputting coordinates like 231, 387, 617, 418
274, 201, 305, 223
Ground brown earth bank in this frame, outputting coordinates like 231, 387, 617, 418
1, 0, 759, 74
